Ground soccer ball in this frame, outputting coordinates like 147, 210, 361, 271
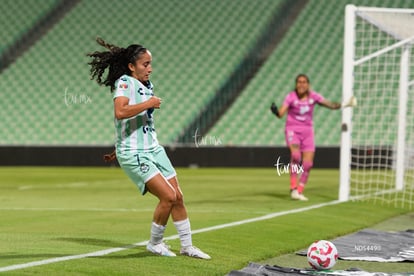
307, 240, 338, 270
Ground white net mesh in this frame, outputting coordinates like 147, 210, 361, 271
349, 7, 414, 209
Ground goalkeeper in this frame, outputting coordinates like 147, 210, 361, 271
270, 74, 341, 200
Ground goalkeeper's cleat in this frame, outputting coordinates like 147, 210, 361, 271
291, 189, 300, 200
146, 242, 176, 257
291, 189, 309, 201
180, 246, 211, 259
297, 193, 308, 201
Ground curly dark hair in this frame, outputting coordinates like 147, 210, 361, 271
87, 37, 148, 91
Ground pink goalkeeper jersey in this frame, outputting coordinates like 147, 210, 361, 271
282, 90, 324, 129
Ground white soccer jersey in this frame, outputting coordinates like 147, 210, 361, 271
113, 75, 159, 153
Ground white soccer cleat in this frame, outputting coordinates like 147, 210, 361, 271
297, 193, 308, 201
291, 189, 300, 200
146, 242, 176, 257
291, 189, 308, 201
180, 246, 211, 259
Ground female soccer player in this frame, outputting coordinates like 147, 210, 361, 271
270, 74, 341, 201
87, 38, 210, 259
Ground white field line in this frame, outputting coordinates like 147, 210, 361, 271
0, 200, 341, 273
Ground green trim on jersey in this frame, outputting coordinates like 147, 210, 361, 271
113, 75, 159, 153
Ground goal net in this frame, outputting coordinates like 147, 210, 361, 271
339, 5, 414, 209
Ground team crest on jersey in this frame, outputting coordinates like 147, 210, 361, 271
140, 163, 150, 173
309, 99, 314, 104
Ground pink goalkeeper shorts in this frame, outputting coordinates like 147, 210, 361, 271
285, 127, 315, 152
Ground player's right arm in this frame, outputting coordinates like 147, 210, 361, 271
114, 96, 161, 120
271, 92, 291, 119
270, 102, 288, 118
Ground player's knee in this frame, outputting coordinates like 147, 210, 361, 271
302, 161, 313, 171
174, 197, 185, 209
160, 190, 178, 206
291, 151, 301, 163
175, 191, 184, 202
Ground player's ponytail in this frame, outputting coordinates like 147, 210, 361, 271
96, 37, 121, 52
87, 37, 147, 92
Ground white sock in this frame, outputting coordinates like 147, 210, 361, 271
174, 218, 192, 248
150, 222, 165, 245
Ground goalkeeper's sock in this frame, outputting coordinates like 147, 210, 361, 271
289, 151, 301, 190
299, 161, 313, 188
297, 182, 305, 194
290, 175, 297, 190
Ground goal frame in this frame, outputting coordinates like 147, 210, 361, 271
339, 4, 414, 201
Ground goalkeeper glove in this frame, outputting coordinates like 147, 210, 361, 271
342, 96, 357, 108
270, 102, 279, 117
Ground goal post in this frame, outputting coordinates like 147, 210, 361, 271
339, 5, 414, 209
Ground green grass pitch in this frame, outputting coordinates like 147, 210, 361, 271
0, 167, 411, 275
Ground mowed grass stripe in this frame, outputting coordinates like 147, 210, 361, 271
0, 167, 410, 275
0, 200, 341, 272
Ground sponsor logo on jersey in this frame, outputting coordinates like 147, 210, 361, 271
119, 83, 128, 89
147, 108, 154, 118
138, 87, 154, 96
143, 125, 155, 134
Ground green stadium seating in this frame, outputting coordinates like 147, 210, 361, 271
1, 0, 413, 146
0, 0, 283, 145
0, 0, 59, 54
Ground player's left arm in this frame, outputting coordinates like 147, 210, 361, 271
319, 99, 341, 110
